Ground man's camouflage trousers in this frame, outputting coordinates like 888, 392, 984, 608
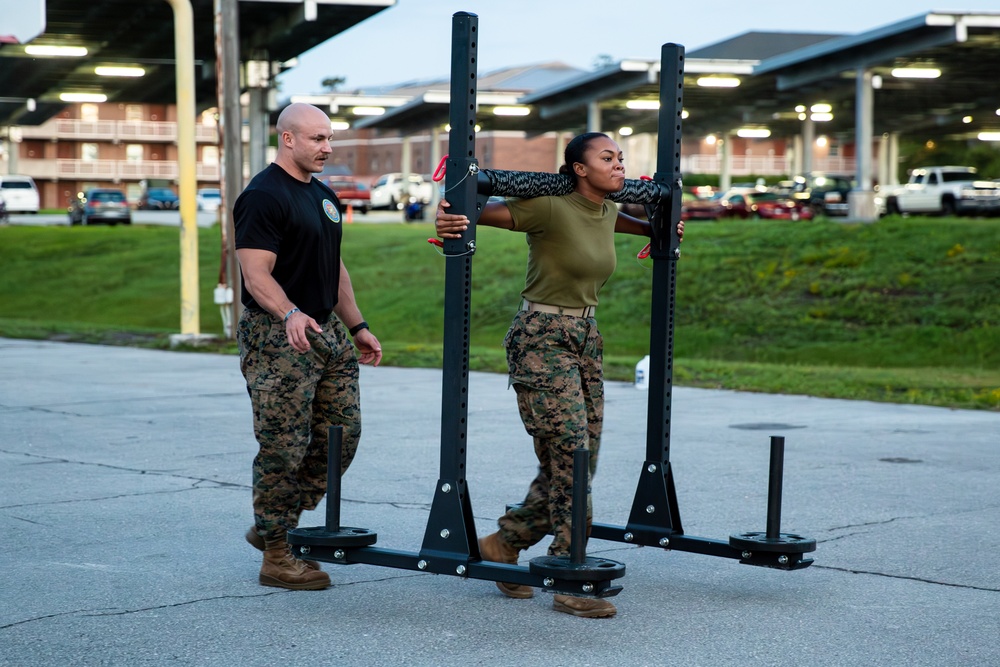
497, 309, 603, 557
238, 308, 361, 542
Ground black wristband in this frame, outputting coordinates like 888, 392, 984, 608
348, 321, 369, 337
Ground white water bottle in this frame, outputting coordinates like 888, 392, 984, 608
635, 354, 650, 390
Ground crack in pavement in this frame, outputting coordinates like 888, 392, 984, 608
812, 564, 1000, 593
0, 572, 428, 629
0, 392, 245, 413
1, 449, 436, 515
7, 453, 995, 599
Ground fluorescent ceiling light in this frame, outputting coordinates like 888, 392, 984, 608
95, 66, 145, 77
445, 124, 482, 132
351, 106, 384, 116
737, 128, 771, 138
978, 132, 1000, 141
60, 92, 107, 102
696, 76, 740, 88
330, 120, 350, 131
618, 126, 633, 136
810, 112, 834, 122
25, 44, 88, 57
626, 100, 659, 110
810, 103, 832, 113
492, 106, 530, 116
891, 67, 941, 79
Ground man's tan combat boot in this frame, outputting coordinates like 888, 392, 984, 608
553, 594, 617, 618
478, 532, 533, 599
246, 526, 322, 571
259, 538, 331, 590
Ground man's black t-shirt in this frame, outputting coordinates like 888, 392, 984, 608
234, 163, 344, 321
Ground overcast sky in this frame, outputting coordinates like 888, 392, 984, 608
276, 0, 1000, 94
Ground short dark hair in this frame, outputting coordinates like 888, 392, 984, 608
558, 132, 611, 184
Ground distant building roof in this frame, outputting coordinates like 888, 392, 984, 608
688, 31, 844, 61
478, 62, 586, 92
355, 62, 586, 98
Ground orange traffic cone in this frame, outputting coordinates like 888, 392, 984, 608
346, 204, 354, 223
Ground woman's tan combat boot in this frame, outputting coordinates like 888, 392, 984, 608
259, 538, 331, 590
478, 532, 533, 599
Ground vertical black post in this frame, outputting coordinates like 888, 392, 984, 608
419, 11, 482, 563
606, 44, 687, 545
625, 44, 685, 537
646, 43, 685, 467
325, 425, 343, 531
766, 436, 785, 539
570, 448, 589, 564
438, 11, 480, 481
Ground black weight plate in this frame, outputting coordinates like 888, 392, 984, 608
729, 531, 817, 553
528, 555, 626, 581
287, 525, 378, 547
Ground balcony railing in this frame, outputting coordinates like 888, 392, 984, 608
681, 154, 856, 176
16, 118, 244, 143
14, 157, 225, 181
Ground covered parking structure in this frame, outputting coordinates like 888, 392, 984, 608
0, 0, 394, 124
0, 0, 395, 177
352, 10, 1000, 220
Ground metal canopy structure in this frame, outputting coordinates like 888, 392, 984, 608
756, 11, 1000, 139
0, 0, 395, 126
353, 11, 1000, 144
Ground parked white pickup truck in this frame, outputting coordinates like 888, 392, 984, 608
369, 173, 434, 211
884, 165, 1000, 216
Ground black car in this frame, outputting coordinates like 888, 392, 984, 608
783, 173, 854, 216
138, 187, 180, 210
68, 188, 132, 225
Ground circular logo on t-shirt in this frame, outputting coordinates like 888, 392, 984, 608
323, 199, 341, 223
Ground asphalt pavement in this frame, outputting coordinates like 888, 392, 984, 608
1, 338, 998, 667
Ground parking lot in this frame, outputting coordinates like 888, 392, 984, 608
3, 208, 421, 228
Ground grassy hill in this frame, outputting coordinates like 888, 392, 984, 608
0, 217, 997, 410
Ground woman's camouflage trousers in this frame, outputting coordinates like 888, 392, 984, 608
497, 309, 603, 557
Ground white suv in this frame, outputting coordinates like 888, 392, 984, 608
369, 173, 433, 210
0, 175, 40, 214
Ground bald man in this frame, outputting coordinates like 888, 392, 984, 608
234, 103, 382, 590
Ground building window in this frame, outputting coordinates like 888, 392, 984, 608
81, 143, 99, 161
126, 144, 143, 161
125, 105, 143, 122
202, 145, 219, 166
81, 104, 99, 122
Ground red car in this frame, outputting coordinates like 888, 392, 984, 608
682, 190, 728, 220
324, 176, 370, 214
745, 191, 814, 220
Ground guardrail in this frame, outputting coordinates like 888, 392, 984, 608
16, 118, 245, 143
682, 154, 856, 176
13, 158, 224, 181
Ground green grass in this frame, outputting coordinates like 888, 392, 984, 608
1, 217, 998, 410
